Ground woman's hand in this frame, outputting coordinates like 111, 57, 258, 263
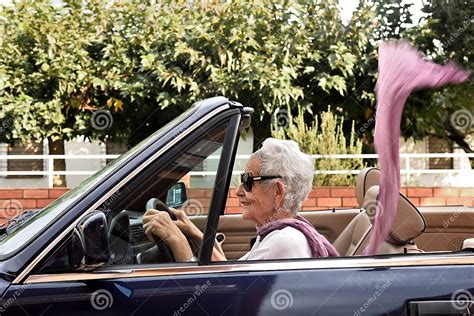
171, 208, 226, 262
171, 208, 203, 241
143, 209, 193, 261
143, 209, 183, 244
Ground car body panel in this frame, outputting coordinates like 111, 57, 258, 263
3, 261, 473, 315
414, 206, 474, 252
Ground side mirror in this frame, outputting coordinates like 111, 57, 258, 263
37, 211, 109, 274
78, 210, 110, 267
36, 228, 85, 274
166, 182, 188, 208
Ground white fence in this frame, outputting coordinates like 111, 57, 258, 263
0, 154, 120, 188
1, 153, 473, 188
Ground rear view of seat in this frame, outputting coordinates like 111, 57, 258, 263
333, 167, 426, 256
333, 168, 379, 256
332, 210, 372, 256
355, 185, 426, 255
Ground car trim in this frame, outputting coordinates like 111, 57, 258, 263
199, 114, 241, 265
22, 254, 473, 284
13, 104, 230, 285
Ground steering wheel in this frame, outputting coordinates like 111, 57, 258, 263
108, 210, 133, 265
142, 198, 178, 263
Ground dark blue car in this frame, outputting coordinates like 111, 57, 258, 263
0, 97, 473, 315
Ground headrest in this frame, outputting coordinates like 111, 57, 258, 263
362, 185, 426, 244
356, 168, 381, 206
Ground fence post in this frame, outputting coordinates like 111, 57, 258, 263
48, 157, 54, 188
405, 156, 410, 187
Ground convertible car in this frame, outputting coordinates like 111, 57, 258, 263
0, 97, 473, 315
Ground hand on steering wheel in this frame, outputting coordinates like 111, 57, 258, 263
171, 208, 203, 241
143, 209, 185, 245
142, 198, 194, 263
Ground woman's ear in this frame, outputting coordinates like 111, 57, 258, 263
275, 181, 286, 204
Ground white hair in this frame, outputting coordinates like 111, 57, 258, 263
252, 138, 314, 216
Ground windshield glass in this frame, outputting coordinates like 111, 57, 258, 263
0, 106, 197, 259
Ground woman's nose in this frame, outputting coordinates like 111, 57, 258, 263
236, 183, 245, 197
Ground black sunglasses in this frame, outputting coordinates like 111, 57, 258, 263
240, 172, 282, 192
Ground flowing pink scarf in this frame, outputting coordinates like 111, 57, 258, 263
256, 215, 339, 257
363, 41, 470, 255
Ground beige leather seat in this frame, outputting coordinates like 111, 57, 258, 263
356, 185, 426, 255
355, 167, 381, 207
333, 168, 379, 256
332, 210, 372, 256
333, 168, 426, 256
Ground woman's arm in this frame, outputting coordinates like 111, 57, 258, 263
172, 208, 227, 261
144, 208, 227, 262
186, 227, 227, 262
166, 233, 195, 261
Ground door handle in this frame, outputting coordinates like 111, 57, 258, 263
215, 232, 226, 245
215, 232, 226, 257
409, 300, 473, 315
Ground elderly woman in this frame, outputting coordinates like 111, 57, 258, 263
143, 138, 339, 262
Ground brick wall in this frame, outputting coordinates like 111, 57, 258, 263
0, 187, 472, 223
0, 188, 68, 223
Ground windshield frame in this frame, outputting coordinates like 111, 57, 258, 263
0, 105, 199, 260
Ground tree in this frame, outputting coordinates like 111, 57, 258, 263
1, 0, 471, 189
300, 0, 473, 162
0, 0, 377, 176
408, 0, 473, 160
272, 107, 365, 186
0, 1, 299, 173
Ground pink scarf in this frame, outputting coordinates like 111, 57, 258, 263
364, 41, 470, 255
257, 215, 339, 257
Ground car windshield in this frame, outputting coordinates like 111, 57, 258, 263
0, 106, 197, 260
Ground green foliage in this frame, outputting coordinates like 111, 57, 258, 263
0, 0, 470, 156
0, 0, 378, 148
404, 0, 473, 156
272, 107, 365, 186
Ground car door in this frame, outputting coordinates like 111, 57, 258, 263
9, 252, 473, 315
0, 100, 246, 315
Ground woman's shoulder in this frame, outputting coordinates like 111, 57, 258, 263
261, 226, 312, 258
264, 226, 308, 244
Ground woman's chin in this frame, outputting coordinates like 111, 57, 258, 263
241, 208, 253, 221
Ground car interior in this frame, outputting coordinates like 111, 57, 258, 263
34, 121, 230, 273
188, 167, 474, 260
35, 138, 474, 273
100, 123, 229, 265
37, 159, 474, 275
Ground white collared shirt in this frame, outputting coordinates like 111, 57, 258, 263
239, 226, 312, 260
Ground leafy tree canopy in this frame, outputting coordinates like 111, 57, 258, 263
0, 0, 471, 156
